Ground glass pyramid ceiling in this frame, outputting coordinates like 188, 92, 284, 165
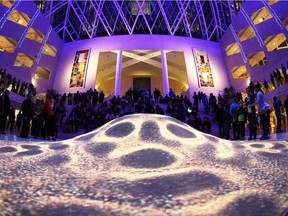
34, 0, 244, 43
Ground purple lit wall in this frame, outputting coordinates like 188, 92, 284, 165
219, 1, 288, 100
53, 35, 230, 97
0, 1, 63, 104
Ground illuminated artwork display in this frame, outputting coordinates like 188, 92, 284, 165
193, 48, 214, 87
69, 49, 90, 88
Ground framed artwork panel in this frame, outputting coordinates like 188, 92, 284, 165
69, 49, 90, 88
193, 48, 214, 87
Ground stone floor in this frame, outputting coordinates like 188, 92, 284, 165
0, 114, 288, 216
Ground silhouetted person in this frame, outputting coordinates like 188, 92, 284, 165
20, 94, 34, 138
42, 94, 55, 140
284, 95, 288, 123
202, 116, 211, 133
263, 79, 269, 93
32, 97, 44, 138
0, 88, 10, 134
245, 87, 256, 140
168, 88, 175, 98
273, 96, 282, 133
153, 88, 161, 104
276, 69, 283, 86
16, 111, 23, 132
281, 63, 288, 83
270, 73, 276, 88
6, 107, 15, 132
254, 83, 270, 140
193, 92, 198, 107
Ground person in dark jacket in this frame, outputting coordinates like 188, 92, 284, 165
0, 88, 10, 134
273, 96, 282, 133
215, 103, 224, 138
20, 94, 34, 138
236, 102, 247, 140
245, 87, 256, 140
194, 114, 202, 131
6, 107, 15, 132
202, 116, 211, 133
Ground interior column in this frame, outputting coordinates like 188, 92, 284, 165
161, 50, 169, 96
115, 50, 122, 96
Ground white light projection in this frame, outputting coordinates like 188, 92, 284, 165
0, 114, 288, 216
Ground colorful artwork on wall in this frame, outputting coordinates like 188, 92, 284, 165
193, 48, 214, 87
69, 49, 90, 88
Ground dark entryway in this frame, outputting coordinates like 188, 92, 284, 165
133, 78, 151, 93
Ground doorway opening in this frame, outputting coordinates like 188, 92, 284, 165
133, 77, 151, 93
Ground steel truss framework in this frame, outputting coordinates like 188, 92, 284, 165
34, 0, 243, 42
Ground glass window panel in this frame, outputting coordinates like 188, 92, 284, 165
249, 7, 273, 25
26, 28, 44, 43
0, 35, 17, 53
35, 66, 50, 79
231, 65, 248, 78
42, 43, 57, 57
0, 0, 14, 7
267, 0, 278, 5
237, 26, 255, 42
246, 51, 268, 67
282, 17, 288, 31
264, 33, 288, 52
14, 52, 35, 67
7, 9, 30, 27
225, 42, 240, 56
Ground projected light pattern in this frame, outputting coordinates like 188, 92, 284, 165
0, 114, 288, 216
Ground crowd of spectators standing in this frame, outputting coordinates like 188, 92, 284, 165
1, 64, 288, 140
61, 88, 218, 135
264, 62, 288, 93
60, 83, 288, 141
18, 90, 67, 140
0, 68, 36, 97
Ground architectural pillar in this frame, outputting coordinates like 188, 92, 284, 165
161, 50, 169, 95
115, 50, 122, 96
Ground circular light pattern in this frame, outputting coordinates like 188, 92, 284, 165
86, 142, 116, 157
105, 122, 135, 137
166, 123, 196, 138
49, 144, 69, 150
0, 146, 17, 153
0, 114, 287, 216
120, 148, 176, 168
40, 155, 70, 167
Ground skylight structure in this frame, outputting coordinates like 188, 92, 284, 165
35, 0, 243, 42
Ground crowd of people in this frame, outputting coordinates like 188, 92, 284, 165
0, 68, 36, 97
61, 88, 220, 136
1, 64, 288, 140
263, 62, 288, 93
60, 84, 288, 141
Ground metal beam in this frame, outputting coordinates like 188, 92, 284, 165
43, 1, 68, 18
171, 0, 191, 36
90, 0, 113, 36
68, 0, 92, 38
194, 0, 209, 39
134, 0, 152, 34
157, 0, 172, 35
112, 0, 132, 34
